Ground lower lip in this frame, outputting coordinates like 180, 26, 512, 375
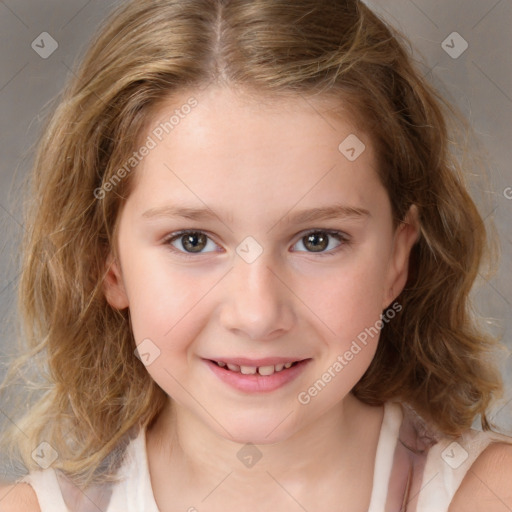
205, 359, 311, 393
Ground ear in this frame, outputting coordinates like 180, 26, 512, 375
103, 252, 130, 309
382, 205, 420, 309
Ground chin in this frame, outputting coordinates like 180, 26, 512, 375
208, 410, 300, 446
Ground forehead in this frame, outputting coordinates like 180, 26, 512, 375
139, 85, 368, 165
126, 86, 385, 223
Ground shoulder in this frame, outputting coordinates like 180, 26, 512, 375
449, 441, 512, 511
0, 483, 41, 512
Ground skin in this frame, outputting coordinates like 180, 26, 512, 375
101, 85, 420, 511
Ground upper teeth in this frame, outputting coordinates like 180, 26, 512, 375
217, 361, 294, 375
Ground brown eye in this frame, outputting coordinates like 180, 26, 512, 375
292, 230, 348, 254
181, 232, 207, 252
168, 231, 218, 254
303, 232, 329, 252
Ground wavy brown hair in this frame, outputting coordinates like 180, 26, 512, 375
1, 0, 504, 486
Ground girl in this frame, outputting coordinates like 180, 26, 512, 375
1, 0, 511, 510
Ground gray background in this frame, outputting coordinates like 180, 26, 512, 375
0, 0, 511, 435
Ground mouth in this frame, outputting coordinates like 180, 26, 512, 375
204, 357, 311, 393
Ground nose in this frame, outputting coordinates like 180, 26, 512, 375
219, 255, 296, 341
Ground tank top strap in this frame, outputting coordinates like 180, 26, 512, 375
376, 402, 512, 512
367, 401, 404, 511
19, 469, 69, 512
21, 467, 116, 512
107, 428, 160, 511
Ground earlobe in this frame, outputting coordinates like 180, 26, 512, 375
103, 253, 130, 310
383, 205, 420, 309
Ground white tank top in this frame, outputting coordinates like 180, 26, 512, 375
20, 402, 511, 511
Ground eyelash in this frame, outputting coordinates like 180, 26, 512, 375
163, 229, 351, 259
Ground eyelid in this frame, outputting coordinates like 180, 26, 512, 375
295, 228, 351, 241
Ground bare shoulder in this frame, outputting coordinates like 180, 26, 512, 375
449, 441, 512, 511
0, 483, 41, 512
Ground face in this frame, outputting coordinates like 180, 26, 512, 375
104, 86, 418, 444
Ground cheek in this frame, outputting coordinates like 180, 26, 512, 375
122, 255, 216, 395
295, 251, 391, 341
292, 262, 387, 411
119, 247, 207, 344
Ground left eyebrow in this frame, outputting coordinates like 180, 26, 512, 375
283, 204, 371, 224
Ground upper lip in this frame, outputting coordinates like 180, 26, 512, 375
206, 357, 309, 367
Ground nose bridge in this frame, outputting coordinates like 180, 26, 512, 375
219, 250, 295, 340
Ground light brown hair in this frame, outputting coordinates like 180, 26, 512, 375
1, 0, 504, 486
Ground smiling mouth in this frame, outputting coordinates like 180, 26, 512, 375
210, 360, 301, 376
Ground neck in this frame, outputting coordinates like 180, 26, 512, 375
146, 395, 384, 509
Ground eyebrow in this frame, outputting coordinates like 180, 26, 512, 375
142, 205, 222, 221
282, 204, 370, 224
141, 204, 370, 225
